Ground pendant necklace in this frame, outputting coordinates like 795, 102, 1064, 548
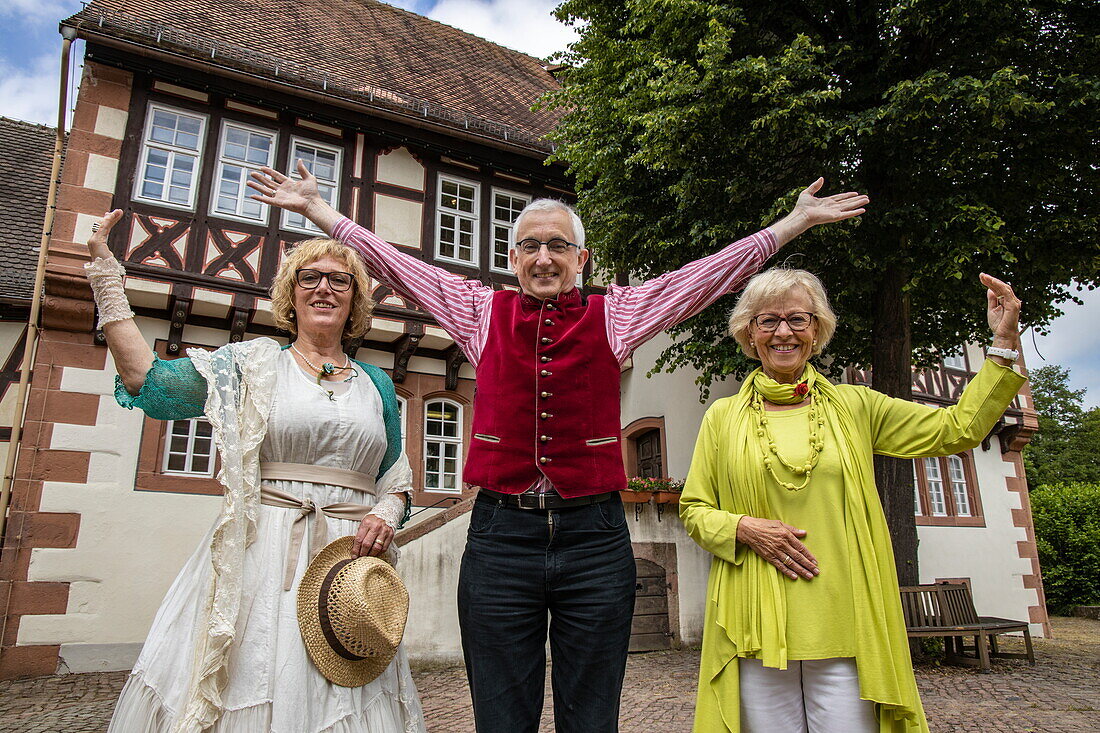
290, 344, 358, 401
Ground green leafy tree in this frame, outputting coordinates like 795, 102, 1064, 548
1031, 482, 1100, 613
544, 0, 1100, 583
1024, 365, 1100, 489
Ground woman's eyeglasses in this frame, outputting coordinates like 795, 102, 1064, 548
752, 312, 815, 332
295, 269, 355, 291
515, 238, 579, 255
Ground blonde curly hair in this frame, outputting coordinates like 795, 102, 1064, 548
728, 268, 837, 359
270, 238, 373, 339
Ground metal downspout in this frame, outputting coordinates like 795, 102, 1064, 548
0, 27, 77, 663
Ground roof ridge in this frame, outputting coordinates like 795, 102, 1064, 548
361, 0, 550, 64
0, 116, 57, 133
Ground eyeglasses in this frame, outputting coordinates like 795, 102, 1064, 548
515, 238, 580, 255
752, 312, 815, 332
295, 268, 355, 292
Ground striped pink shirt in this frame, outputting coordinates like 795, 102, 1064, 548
331, 216, 778, 367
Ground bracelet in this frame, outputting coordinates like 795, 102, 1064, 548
368, 491, 407, 530
84, 256, 135, 329
987, 346, 1019, 363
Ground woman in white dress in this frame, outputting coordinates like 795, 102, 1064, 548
83, 209, 427, 732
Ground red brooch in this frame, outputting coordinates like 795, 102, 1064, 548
794, 382, 809, 397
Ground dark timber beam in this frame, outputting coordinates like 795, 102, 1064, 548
445, 344, 466, 391
391, 323, 424, 384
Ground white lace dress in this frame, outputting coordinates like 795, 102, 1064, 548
109, 350, 426, 732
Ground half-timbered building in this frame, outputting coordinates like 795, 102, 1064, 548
0, 0, 1046, 679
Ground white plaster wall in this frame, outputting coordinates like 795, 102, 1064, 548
626, 502, 713, 645
916, 444, 1043, 636
375, 147, 425, 191
399, 512, 469, 663
19, 318, 223, 671
620, 331, 743, 480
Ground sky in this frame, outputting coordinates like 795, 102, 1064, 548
1, 0, 1096, 407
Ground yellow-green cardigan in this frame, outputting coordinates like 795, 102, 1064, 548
680, 360, 1026, 732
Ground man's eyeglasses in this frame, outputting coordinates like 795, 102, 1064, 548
515, 238, 580, 255
752, 312, 815, 332
295, 268, 355, 292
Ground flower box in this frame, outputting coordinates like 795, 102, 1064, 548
620, 490, 653, 503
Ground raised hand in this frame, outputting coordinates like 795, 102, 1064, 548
736, 515, 819, 580
87, 209, 124, 260
980, 273, 1022, 344
248, 160, 341, 234
247, 160, 320, 216
793, 177, 869, 227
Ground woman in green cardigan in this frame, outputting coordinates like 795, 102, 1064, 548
84, 211, 425, 731
680, 267, 1025, 733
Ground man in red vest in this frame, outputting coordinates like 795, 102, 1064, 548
250, 165, 867, 732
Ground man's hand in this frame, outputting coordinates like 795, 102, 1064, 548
770, 178, 869, 247
247, 161, 340, 234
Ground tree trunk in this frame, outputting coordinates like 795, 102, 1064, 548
870, 264, 920, 587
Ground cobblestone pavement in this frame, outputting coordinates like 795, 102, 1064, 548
0, 617, 1096, 732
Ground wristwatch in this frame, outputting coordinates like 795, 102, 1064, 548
987, 346, 1019, 362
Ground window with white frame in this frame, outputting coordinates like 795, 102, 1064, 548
947, 455, 972, 516
212, 121, 277, 223
436, 176, 479, 265
396, 396, 408, 446
942, 347, 967, 371
283, 138, 342, 233
135, 104, 206, 209
923, 456, 948, 516
162, 418, 216, 477
491, 189, 529, 272
424, 399, 462, 492
913, 462, 923, 515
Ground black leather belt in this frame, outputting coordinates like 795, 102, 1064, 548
477, 488, 615, 510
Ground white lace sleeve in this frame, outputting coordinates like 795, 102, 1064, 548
84, 256, 135, 328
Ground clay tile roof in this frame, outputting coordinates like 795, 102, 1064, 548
0, 117, 57, 302
64, 0, 565, 152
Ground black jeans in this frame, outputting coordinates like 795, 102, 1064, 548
457, 493, 637, 733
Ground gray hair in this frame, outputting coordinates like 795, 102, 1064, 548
728, 268, 837, 359
512, 198, 586, 249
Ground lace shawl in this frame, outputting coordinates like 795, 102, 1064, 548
171, 338, 280, 733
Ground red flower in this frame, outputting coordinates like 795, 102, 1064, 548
794, 382, 809, 397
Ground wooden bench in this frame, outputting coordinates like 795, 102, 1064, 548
899, 582, 1035, 672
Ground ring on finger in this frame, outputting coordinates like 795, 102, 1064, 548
782, 554, 793, 566
373, 540, 385, 547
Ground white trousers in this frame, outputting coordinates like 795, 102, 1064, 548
739, 658, 879, 733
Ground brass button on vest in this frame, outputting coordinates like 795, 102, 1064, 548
541, 356, 551, 363
540, 412, 552, 419
540, 456, 551, 464
540, 435, 551, 442
541, 337, 552, 344
541, 370, 551, 376
544, 319, 554, 326
541, 392, 552, 398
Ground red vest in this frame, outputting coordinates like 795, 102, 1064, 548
462, 288, 626, 497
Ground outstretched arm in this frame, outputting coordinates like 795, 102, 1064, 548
607, 178, 868, 360
85, 210, 155, 394
249, 162, 493, 364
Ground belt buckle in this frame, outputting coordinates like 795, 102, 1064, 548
515, 492, 547, 510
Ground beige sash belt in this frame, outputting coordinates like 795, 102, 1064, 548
258, 462, 377, 591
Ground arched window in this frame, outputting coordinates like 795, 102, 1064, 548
947, 455, 971, 517
636, 428, 663, 478
424, 399, 463, 493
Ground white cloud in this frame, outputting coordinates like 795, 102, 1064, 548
422, 0, 578, 59
0, 0, 75, 24
1023, 285, 1100, 408
0, 52, 68, 126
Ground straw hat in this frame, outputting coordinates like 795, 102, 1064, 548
297, 536, 409, 687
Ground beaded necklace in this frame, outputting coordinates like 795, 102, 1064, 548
750, 389, 824, 491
